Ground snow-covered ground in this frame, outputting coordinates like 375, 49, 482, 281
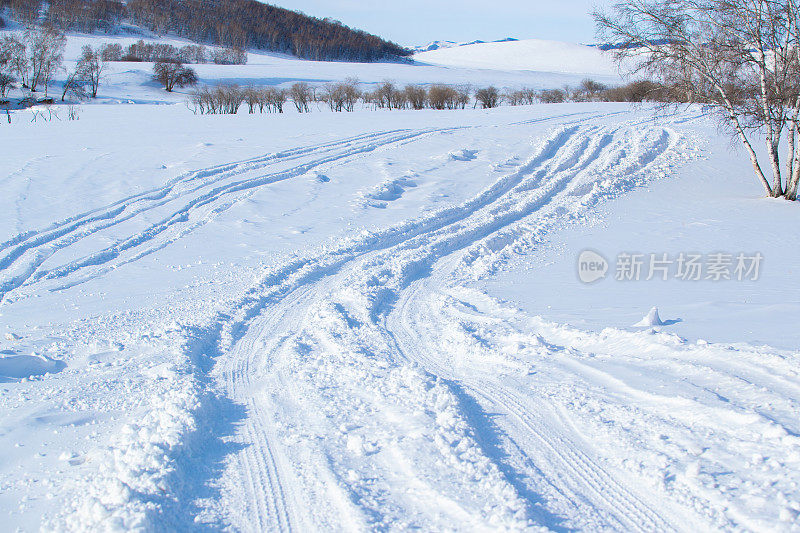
414, 39, 622, 78
1, 30, 799, 533
0, 28, 624, 108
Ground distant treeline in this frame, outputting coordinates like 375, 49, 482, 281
0, 0, 412, 62
188, 79, 684, 116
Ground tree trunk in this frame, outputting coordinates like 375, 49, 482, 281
731, 118, 773, 196
767, 139, 784, 197
786, 145, 800, 200
786, 122, 800, 200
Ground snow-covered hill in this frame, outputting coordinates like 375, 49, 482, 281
414, 38, 621, 77
413, 37, 518, 53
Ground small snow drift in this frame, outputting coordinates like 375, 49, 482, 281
0, 355, 66, 380
414, 39, 621, 78
448, 149, 479, 162
636, 307, 664, 326
634, 307, 681, 327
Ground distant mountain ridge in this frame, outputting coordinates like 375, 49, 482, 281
413, 37, 518, 54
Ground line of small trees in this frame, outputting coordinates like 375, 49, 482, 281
0, 26, 112, 103
99, 40, 246, 65
185, 78, 683, 116
190, 85, 290, 115
508, 79, 688, 105
0, 26, 66, 98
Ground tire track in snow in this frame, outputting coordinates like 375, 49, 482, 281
200, 121, 686, 529
0, 128, 452, 300
0, 130, 401, 253
375, 124, 687, 530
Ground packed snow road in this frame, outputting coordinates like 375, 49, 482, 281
0, 104, 798, 532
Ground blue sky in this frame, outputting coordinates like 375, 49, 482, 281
267, 1, 613, 47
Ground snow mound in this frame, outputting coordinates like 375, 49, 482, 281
414, 39, 620, 77
635, 307, 665, 327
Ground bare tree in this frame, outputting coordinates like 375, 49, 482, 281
26, 25, 66, 96
100, 43, 123, 62
504, 89, 524, 106
601, 80, 671, 103
10, 0, 42, 28
0, 37, 13, 73
78, 45, 106, 97
405, 85, 427, 110
1, 35, 29, 88
266, 87, 287, 113
573, 78, 608, 102
455, 85, 472, 109
0, 73, 15, 98
596, 0, 800, 199
61, 66, 87, 102
153, 60, 198, 92
341, 77, 360, 112
428, 84, 459, 110
372, 80, 407, 109
539, 88, 567, 104
289, 82, 312, 112
475, 86, 500, 109
243, 86, 260, 113
323, 78, 360, 112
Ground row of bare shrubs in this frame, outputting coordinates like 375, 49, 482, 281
509, 79, 687, 105
190, 85, 294, 115
362, 81, 473, 110
188, 78, 685, 116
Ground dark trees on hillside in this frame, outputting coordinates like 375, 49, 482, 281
8, 0, 42, 27
4, 0, 411, 63
47, 0, 124, 32
126, 0, 410, 62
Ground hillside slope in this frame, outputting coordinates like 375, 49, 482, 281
415, 39, 620, 77
1, 0, 411, 62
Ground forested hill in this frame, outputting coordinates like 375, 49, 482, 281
0, 0, 413, 62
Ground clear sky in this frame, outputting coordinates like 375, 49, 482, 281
266, 1, 612, 47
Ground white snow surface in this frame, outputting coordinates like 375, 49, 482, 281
414, 39, 622, 78
0, 31, 799, 533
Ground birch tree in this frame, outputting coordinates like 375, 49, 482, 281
595, 0, 800, 199
26, 25, 66, 96
78, 45, 105, 98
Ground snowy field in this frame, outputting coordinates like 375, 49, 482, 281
1, 32, 800, 532
1, 29, 625, 105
